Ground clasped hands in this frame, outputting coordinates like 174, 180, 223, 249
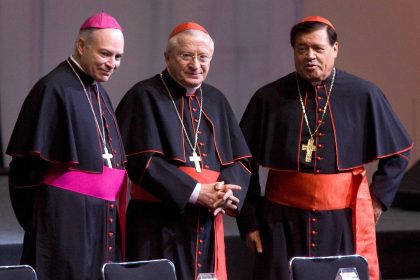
197, 181, 241, 216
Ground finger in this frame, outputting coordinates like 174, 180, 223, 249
214, 181, 224, 191
224, 184, 241, 191
255, 239, 263, 253
212, 197, 226, 209
228, 195, 240, 204
224, 200, 237, 211
223, 189, 233, 201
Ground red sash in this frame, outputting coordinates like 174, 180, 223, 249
131, 167, 227, 280
43, 166, 128, 260
265, 169, 379, 280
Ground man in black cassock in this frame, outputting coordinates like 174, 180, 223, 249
237, 16, 412, 280
116, 22, 251, 280
6, 12, 126, 280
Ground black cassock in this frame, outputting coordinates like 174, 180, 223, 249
116, 69, 251, 280
237, 69, 412, 280
7, 58, 126, 280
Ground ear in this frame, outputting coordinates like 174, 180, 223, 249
333, 41, 339, 58
164, 51, 170, 66
76, 38, 87, 56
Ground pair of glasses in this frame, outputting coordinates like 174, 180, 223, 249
179, 53, 212, 64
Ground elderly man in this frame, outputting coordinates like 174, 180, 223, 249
237, 16, 412, 280
7, 12, 126, 280
116, 22, 251, 280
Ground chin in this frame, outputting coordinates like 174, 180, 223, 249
97, 76, 110, 82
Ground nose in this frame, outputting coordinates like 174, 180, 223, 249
187, 57, 200, 69
105, 57, 118, 69
306, 49, 316, 60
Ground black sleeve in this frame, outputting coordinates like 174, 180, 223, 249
236, 163, 263, 238
370, 150, 410, 210
8, 156, 46, 230
218, 159, 251, 215
126, 153, 198, 212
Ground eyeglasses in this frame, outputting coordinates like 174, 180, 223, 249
179, 53, 212, 64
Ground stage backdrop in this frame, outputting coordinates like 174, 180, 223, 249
0, 0, 301, 167
1, 0, 418, 169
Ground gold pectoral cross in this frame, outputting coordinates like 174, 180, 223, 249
302, 138, 316, 163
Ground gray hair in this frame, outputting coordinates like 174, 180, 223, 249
73, 29, 95, 57
165, 29, 215, 55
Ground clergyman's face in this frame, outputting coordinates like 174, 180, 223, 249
165, 32, 213, 88
77, 28, 124, 82
293, 28, 338, 83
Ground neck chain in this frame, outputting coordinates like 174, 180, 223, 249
296, 67, 336, 162
66, 59, 113, 168
160, 73, 203, 172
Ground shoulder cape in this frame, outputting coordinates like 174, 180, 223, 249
116, 70, 251, 165
7, 60, 125, 172
240, 69, 412, 170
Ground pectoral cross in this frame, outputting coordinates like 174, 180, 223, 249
102, 146, 113, 168
189, 151, 202, 173
302, 138, 316, 163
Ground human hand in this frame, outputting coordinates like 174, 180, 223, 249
245, 230, 263, 253
372, 196, 383, 224
213, 184, 241, 216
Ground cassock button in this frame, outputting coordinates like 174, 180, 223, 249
202, 153, 207, 157
311, 218, 317, 223
317, 132, 324, 137
198, 250, 203, 255
194, 119, 199, 123
193, 108, 197, 112
316, 169, 321, 174
109, 203, 115, 209
108, 232, 114, 237
311, 230, 318, 235
204, 165, 209, 169
317, 96, 323, 100
310, 242, 317, 248
317, 144, 324, 149
317, 108, 323, 113
108, 218, 113, 224
199, 239, 204, 244
199, 142, 205, 146
116, 163, 120, 167
316, 156, 323, 161
198, 263, 202, 268
108, 246, 113, 251
197, 130, 202, 135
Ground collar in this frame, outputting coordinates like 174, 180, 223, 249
68, 56, 96, 86
296, 69, 336, 91
165, 68, 200, 96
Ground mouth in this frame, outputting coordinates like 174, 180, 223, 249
101, 71, 113, 77
304, 64, 318, 70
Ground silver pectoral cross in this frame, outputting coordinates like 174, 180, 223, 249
189, 151, 202, 173
102, 146, 113, 168
302, 138, 316, 163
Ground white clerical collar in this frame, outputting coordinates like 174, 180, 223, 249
167, 69, 201, 95
69, 55, 88, 75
